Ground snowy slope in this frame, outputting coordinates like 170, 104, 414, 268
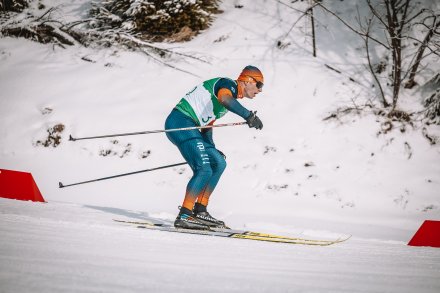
1, 0, 440, 291
1, 0, 439, 238
1, 0, 439, 235
1, 198, 440, 293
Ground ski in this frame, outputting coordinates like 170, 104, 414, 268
113, 219, 351, 246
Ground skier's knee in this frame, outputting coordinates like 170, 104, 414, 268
195, 164, 213, 179
215, 157, 227, 174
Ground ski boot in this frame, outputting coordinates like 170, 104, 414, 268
193, 203, 227, 228
174, 207, 210, 230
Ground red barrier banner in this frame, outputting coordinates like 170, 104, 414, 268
0, 169, 45, 202
408, 220, 440, 248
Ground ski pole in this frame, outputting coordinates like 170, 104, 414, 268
69, 122, 247, 141
59, 162, 187, 188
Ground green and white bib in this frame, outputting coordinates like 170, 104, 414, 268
175, 77, 237, 126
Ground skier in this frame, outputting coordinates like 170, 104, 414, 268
165, 65, 264, 229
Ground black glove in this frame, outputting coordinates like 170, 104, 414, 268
246, 111, 263, 130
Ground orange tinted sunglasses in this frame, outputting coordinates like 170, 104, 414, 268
246, 76, 264, 90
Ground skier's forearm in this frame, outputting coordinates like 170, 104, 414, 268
219, 95, 251, 120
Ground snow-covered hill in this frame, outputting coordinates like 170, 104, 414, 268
1, 1, 440, 291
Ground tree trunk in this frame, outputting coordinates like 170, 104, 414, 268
405, 18, 440, 89
384, 0, 408, 110
309, 0, 316, 57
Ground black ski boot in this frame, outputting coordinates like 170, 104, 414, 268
174, 207, 210, 230
193, 203, 227, 228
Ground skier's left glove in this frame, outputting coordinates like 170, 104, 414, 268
246, 111, 263, 130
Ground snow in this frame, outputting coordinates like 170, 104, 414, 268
2, 198, 440, 293
1, 0, 440, 292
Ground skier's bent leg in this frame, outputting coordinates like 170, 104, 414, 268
193, 148, 227, 227
195, 148, 227, 208
177, 139, 213, 211
182, 163, 213, 211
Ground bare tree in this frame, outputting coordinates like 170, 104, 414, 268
275, 0, 319, 57
315, 0, 439, 113
364, 15, 389, 108
404, 14, 440, 89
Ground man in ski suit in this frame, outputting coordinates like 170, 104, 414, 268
165, 65, 264, 229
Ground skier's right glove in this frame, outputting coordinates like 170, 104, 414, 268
246, 111, 263, 130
